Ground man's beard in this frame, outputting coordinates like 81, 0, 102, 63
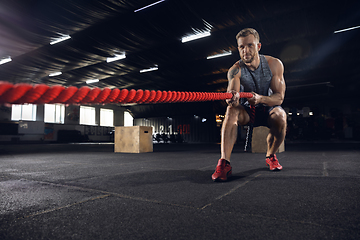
241, 53, 255, 63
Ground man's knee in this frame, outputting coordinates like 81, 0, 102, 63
238, 108, 250, 125
225, 105, 249, 126
269, 107, 287, 128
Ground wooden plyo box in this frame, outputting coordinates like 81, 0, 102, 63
114, 126, 153, 153
251, 126, 285, 153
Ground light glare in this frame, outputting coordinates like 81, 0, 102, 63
0, 57, 12, 65
207, 51, 232, 60
107, 54, 126, 63
134, 0, 165, 12
86, 79, 99, 84
334, 25, 360, 34
49, 72, 62, 77
50, 35, 71, 45
182, 31, 211, 43
140, 66, 158, 73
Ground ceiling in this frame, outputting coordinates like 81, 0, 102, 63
1, 0, 359, 118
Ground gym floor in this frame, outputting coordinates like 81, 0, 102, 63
1, 141, 359, 240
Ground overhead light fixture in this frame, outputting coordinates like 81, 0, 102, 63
0, 56, 12, 65
134, 0, 165, 12
207, 50, 232, 60
86, 79, 99, 84
106, 53, 126, 63
334, 25, 360, 34
49, 72, 62, 77
182, 30, 211, 43
140, 65, 158, 73
50, 34, 71, 45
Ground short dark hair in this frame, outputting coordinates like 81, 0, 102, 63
236, 28, 260, 42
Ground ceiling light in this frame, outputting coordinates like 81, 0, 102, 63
140, 66, 158, 73
50, 35, 71, 45
49, 72, 62, 77
334, 25, 360, 34
182, 31, 211, 43
86, 79, 99, 84
107, 53, 126, 63
134, 0, 165, 12
207, 50, 232, 60
0, 56, 12, 65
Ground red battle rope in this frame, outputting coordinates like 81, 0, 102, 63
0, 81, 253, 105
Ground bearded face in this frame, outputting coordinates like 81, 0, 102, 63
237, 35, 261, 64
241, 50, 255, 63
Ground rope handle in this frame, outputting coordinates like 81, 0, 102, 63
0, 81, 253, 105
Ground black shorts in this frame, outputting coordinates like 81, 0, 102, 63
242, 104, 284, 127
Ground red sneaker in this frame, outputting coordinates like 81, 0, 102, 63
266, 154, 283, 171
212, 159, 232, 182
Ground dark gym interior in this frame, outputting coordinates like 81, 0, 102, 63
1, 0, 359, 239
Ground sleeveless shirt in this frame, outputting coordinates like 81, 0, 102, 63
240, 54, 273, 107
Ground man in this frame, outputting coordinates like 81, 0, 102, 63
212, 28, 287, 182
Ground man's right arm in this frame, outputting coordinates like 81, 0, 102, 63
226, 63, 241, 106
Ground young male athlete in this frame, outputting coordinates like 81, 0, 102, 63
212, 28, 287, 182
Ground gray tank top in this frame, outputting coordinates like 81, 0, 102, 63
240, 54, 273, 107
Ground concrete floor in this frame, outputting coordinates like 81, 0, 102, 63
0, 141, 359, 240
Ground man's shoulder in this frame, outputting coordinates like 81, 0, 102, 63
264, 55, 283, 72
227, 61, 242, 79
229, 60, 246, 71
228, 61, 240, 72
264, 55, 283, 67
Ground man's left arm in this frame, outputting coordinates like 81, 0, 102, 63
248, 57, 286, 107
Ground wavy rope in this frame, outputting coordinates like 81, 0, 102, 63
0, 81, 253, 105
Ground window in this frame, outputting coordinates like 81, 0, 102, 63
80, 106, 96, 125
44, 104, 65, 124
124, 111, 133, 126
11, 104, 37, 121
100, 108, 114, 127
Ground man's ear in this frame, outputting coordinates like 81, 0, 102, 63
257, 42, 262, 52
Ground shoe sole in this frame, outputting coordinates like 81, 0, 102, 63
266, 163, 282, 171
212, 170, 232, 182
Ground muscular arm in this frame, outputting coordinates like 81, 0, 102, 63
249, 57, 286, 107
227, 63, 241, 92
226, 63, 241, 106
